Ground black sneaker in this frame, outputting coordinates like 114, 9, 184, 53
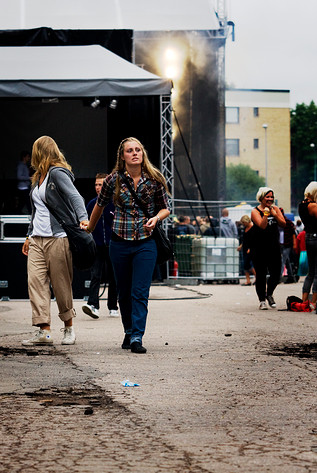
121, 334, 131, 349
130, 341, 147, 354
266, 295, 277, 308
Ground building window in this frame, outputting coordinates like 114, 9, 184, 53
253, 107, 259, 117
226, 107, 239, 124
226, 139, 240, 156
253, 138, 259, 149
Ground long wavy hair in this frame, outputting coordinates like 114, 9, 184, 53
31, 136, 72, 186
112, 137, 169, 205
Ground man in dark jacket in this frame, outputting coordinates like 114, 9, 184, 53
82, 173, 118, 319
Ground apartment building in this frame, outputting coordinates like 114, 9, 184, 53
225, 88, 291, 212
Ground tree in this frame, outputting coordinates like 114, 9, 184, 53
226, 163, 265, 201
291, 101, 317, 208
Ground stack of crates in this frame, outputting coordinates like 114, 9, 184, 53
174, 235, 201, 277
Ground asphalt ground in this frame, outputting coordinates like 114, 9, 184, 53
1, 278, 317, 472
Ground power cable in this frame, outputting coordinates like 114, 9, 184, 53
173, 109, 217, 237
174, 160, 203, 235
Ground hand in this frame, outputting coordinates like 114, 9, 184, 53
22, 239, 30, 256
80, 220, 90, 231
145, 217, 158, 230
270, 205, 278, 217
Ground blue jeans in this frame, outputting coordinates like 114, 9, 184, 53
109, 238, 157, 344
303, 233, 317, 294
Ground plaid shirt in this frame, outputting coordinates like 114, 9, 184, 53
97, 170, 169, 240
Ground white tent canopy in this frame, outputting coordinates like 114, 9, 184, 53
0, 45, 172, 97
0, 0, 220, 31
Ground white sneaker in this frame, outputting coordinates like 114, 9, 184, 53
259, 301, 268, 310
61, 327, 76, 345
82, 304, 99, 319
109, 309, 119, 317
22, 329, 53, 346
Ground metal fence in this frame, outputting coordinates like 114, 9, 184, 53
165, 199, 259, 283
169, 235, 240, 283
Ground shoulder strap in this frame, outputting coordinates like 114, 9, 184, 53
120, 173, 151, 219
43, 169, 67, 228
43, 198, 66, 229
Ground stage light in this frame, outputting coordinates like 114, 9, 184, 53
90, 98, 100, 109
165, 48, 177, 61
159, 44, 186, 80
109, 99, 117, 109
165, 65, 178, 79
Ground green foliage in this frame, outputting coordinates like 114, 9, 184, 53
226, 163, 265, 201
291, 101, 317, 208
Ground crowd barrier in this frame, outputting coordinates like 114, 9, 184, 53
171, 235, 240, 283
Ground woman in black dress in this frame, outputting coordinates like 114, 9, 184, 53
250, 187, 285, 310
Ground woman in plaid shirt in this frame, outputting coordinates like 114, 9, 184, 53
81, 138, 170, 353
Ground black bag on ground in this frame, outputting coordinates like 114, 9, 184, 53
286, 295, 303, 310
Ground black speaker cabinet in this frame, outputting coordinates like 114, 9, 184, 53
0, 242, 29, 299
0, 242, 91, 300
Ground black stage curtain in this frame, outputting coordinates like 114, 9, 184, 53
0, 27, 132, 61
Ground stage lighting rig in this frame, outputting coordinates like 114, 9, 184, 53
90, 97, 100, 109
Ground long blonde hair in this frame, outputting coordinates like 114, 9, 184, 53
31, 136, 72, 186
112, 137, 169, 205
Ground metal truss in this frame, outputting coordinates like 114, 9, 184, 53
160, 94, 174, 222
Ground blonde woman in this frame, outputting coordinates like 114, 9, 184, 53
82, 137, 170, 353
22, 136, 88, 346
250, 187, 285, 310
298, 181, 317, 311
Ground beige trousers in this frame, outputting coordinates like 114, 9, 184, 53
27, 236, 75, 326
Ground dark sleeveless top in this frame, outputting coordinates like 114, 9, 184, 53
251, 206, 280, 248
298, 200, 317, 234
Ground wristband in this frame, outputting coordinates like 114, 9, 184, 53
86, 227, 92, 233
156, 215, 161, 223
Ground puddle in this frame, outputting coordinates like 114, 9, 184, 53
267, 343, 317, 360
0, 346, 56, 357
24, 384, 127, 412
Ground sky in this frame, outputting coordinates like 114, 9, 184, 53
225, 0, 317, 108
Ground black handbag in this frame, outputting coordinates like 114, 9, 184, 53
58, 220, 97, 271
121, 174, 174, 265
44, 197, 96, 271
